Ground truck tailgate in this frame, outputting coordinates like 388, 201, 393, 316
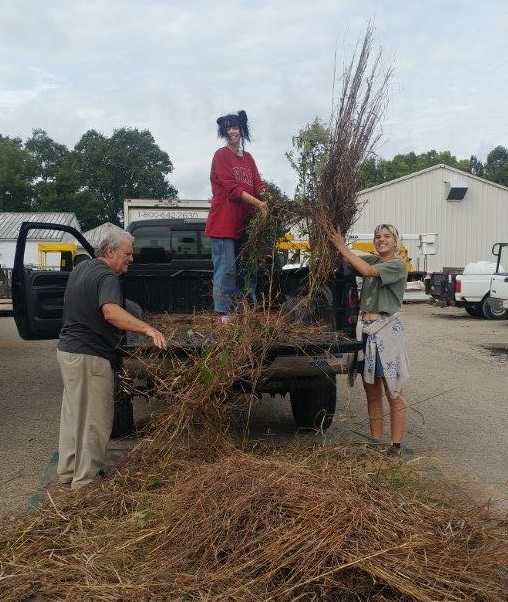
126, 332, 361, 357
267, 335, 361, 356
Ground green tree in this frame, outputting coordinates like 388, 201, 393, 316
0, 135, 38, 211
358, 150, 474, 189
72, 127, 177, 228
285, 122, 479, 197
25, 129, 69, 185
24, 129, 74, 212
285, 118, 328, 204
483, 146, 508, 187
469, 155, 485, 178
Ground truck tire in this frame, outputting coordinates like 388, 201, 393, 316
289, 376, 336, 431
465, 305, 483, 317
482, 296, 508, 320
111, 375, 135, 439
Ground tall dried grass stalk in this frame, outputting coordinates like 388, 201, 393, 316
307, 23, 391, 293
243, 26, 390, 306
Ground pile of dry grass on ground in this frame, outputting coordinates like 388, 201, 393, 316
1, 308, 508, 601
1, 445, 507, 602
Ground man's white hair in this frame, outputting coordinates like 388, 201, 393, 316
96, 230, 135, 257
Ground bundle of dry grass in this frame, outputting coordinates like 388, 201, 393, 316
1, 447, 507, 601
212, 25, 390, 323
122, 306, 310, 454
243, 25, 391, 304
144, 306, 333, 341
307, 24, 391, 290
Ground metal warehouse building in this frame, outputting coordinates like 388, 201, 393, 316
352, 164, 508, 273
0, 212, 80, 269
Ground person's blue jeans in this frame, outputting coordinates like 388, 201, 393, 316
210, 237, 257, 314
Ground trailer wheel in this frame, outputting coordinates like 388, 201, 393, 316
482, 296, 508, 320
289, 376, 336, 431
111, 375, 135, 439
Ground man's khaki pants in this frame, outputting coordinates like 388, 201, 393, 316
56, 350, 114, 489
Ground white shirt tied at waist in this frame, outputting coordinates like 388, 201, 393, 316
355, 311, 409, 399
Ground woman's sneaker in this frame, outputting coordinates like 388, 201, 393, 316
386, 443, 402, 457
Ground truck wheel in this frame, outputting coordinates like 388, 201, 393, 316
289, 377, 336, 431
482, 296, 508, 320
111, 375, 135, 439
465, 305, 483, 317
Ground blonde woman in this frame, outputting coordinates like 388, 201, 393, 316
329, 224, 409, 455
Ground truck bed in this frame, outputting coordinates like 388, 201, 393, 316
122, 310, 362, 405
126, 311, 362, 356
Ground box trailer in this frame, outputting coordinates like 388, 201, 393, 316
123, 198, 210, 228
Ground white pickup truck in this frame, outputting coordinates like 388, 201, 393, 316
425, 244, 508, 320
454, 259, 507, 319
488, 243, 508, 313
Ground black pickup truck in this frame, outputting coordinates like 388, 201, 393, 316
12, 219, 362, 436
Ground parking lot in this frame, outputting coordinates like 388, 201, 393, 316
0, 301, 507, 516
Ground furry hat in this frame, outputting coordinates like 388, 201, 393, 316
216, 110, 251, 142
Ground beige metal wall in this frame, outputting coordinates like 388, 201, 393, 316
352, 165, 508, 272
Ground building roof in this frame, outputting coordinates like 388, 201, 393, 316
358, 164, 508, 195
82, 222, 125, 249
0, 212, 80, 240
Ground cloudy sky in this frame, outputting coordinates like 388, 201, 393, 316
1, 0, 507, 199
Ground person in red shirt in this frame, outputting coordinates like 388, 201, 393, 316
205, 110, 268, 322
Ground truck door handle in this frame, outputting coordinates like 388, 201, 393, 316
505, 277, 508, 282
